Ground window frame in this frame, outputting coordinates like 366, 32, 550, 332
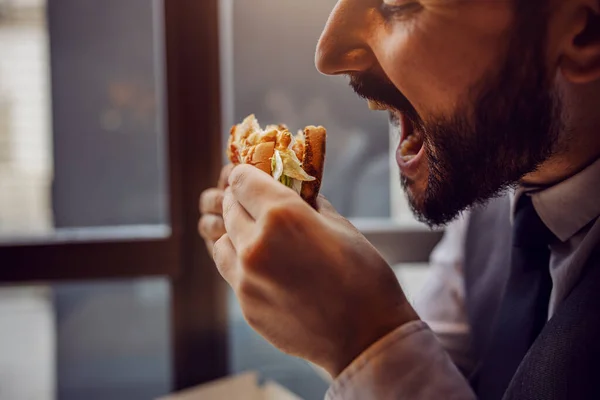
0, 0, 228, 392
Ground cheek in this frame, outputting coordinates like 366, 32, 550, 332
374, 6, 513, 118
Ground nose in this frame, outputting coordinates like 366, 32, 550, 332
315, 1, 376, 76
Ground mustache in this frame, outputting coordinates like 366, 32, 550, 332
349, 72, 420, 124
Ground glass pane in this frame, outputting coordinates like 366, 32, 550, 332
0, 279, 171, 400
223, 0, 391, 220
0, 0, 168, 239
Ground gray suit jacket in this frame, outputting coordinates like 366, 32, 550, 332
465, 195, 600, 399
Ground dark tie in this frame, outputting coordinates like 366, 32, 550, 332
474, 195, 554, 400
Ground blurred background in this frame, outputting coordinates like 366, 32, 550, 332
0, 0, 436, 399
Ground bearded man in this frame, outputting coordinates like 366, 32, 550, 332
199, 1, 600, 398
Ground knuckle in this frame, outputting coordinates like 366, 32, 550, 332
199, 217, 212, 237
263, 201, 304, 229
199, 215, 225, 240
229, 167, 247, 191
208, 215, 220, 230
200, 189, 224, 214
237, 280, 256, 300
238, 243, 258, 266
238, 241, 264, 271
201, 217, 212, 235
211, 219, 225, 238
212, 235, 228, 266
264, 203, 289, 225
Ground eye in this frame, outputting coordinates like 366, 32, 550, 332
380, 1, 423, 20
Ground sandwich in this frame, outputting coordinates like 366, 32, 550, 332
227, 114, 326, 208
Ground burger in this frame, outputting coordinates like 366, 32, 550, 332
227, 114, 326, 208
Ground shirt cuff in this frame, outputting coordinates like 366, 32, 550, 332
325, 320, 476, 400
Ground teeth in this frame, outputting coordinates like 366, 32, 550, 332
400, 129, 424, 158
400, 140, 411, 155
405, 134, 422, 145
367, 100, 387, 111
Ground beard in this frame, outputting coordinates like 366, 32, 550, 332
349, 15, 563, 227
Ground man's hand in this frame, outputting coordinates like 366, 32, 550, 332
199, 164, 234, 254
214, 164, 419, 377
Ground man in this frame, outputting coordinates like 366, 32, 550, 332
199, 0, 600, 398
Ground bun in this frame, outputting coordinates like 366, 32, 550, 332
300, 126, 326, 208
227, 115, 326, 209
247, 142, 275, 175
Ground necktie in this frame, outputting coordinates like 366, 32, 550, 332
475, 195, 554, 400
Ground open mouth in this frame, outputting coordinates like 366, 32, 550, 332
366, 99, 424, 167
398, 114, 424, 163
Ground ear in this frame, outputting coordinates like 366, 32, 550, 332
559, 1, 600, 84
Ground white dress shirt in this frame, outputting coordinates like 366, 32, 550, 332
325, 157, 600, 399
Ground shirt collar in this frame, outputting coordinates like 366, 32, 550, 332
512, 157, 600, 242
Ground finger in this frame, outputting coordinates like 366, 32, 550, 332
199, 189, 224, 215
228, 164, 296, 219
198, 214, 226, 241
213, 234, 239, 287
222, 187, 256, 249
218, 163, 235, 190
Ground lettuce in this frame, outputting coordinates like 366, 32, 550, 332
278, 149, 315, 182
271, 149, 284, 181
270, 149, 313, 194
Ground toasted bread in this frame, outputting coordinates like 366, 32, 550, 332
300, 126, 326, 208
227, 115, 326, 208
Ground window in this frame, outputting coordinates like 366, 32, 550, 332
0, 0, 53, 235
1, 0, 228, 398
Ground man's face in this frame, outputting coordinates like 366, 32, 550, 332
316, 0, 562, 226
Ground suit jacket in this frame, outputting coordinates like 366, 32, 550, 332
465, 194, 600, 399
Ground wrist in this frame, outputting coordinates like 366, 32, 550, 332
327, 303, 420, 377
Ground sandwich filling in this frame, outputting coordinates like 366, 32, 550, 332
228, 115, 315, 194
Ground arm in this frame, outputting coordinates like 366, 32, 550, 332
326, 321, 475, 400
325, 215, 476, 400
